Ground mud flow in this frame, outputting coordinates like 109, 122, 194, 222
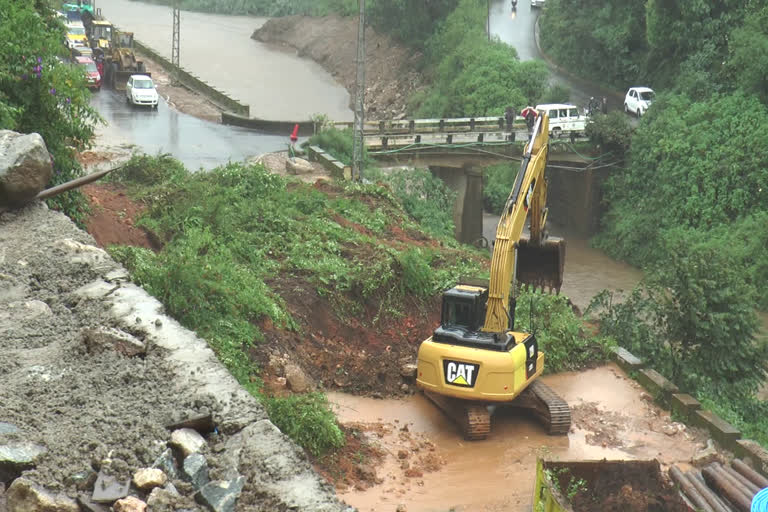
330, 365, 706, 512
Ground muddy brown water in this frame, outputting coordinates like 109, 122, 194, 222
330, 364, 705, 512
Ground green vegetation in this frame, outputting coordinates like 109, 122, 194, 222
107, 154, 484, 454
412, 0, 558, 117
0, 0, 100, 225
483, 162, 517, 215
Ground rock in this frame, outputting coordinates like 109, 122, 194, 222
6, 477, 79, 512
91, 471, 130, 503
0, 441, 46, 483
182, 453, 210, 489
133, 468, 167, 491
285, 157, 314, 175
0, 130, 52, 208
170, 428, 207, 457
275, 376, 287, 388
400, 384, 409, 393
662, 425, 677, 436
82, 327, 147, 357
396, 505, 407, 512
65, 470, 97, 491
284, 363, 313, 393
147, 485, 191, 510
151, 448, 178, 480
394, 113, 406, 120
113, 496, 147, 512
399, 363, 417, 378
53, 239, 111, 271
195, 476, 245, 512
0, 423, 19, 436
691, 439, 719, 466
397, 450, 409, 460
640, 392, 652, 402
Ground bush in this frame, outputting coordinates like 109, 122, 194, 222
584, 111, 632, 156
483, 163, 517, 215
265, 393, 345, 457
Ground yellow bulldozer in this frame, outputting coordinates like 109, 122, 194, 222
94, 29, 148, 91
416, 111, 570, 440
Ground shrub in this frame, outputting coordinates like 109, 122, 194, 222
483, 163, 517, 215
265, 393, 345, 457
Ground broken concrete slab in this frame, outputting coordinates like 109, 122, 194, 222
91, 472, 130, 503
692, 410, 741, 447
0, 441, 46, 483
611, 347, 644, 372
635, 368, 680, 401
195, 476, 245, 512
182, 453, 210, 490
6, 477, 79, 512
171, 428, 207, 457
82, 326, 147, 357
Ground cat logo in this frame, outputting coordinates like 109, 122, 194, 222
443, 360, 479, 388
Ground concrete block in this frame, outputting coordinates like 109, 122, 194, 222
635, 368, 679, 401
669, 393, 700, 421
611, 346, 644, 372
734, 439, 768, 478
692, 410, 740, 447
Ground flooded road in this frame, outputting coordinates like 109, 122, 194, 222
330, 364, 705, 512
96, 0, 352, 120
90, 88, 287, 170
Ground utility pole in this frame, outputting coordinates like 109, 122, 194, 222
171, 2, 180, 83
487, 0, 490, 41
352, 0, 366, 181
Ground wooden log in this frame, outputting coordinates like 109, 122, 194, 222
703, 465, 753, 512
687, 470, 733, 512
723, 465, 760, 496
670, 466, 713, 512
733, 459, 768, 489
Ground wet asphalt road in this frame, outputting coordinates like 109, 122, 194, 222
91, 87, 289, 170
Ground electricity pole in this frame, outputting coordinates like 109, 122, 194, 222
352, 0, 366, 181
487, 0, 490, 41
171, 3, 180, 83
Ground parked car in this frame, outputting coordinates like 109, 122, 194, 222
125, 75, 159, 109
535, 103, 587, 137
624, 87, 655, 117
531, 0, 545, 7
74, 56, 101, 91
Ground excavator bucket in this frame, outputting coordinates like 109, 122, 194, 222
517, 236, 565, 292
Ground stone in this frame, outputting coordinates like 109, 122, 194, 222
0, 423, 19, 436
691, 439, 720, 466
91, 471, 130, 503
195, 476, 245, 512
147, 485, 187, 510
396, 505, 407, 512
170, 428, 207, 457
82, 327, 146, 357
113, 496, 147, 512
285, 157, 314, 175
65, 470, 97, 491
284, 363, 313, 393
151, 448, 178, 480
400, 384, 409, 393
132, 468, 167, 491
0, 130, 52, 208
400, 363, 417, 378
0, 441, 46, 482
6, 477, 79, 512
182, 453, 210, 489
53, 239, 111, 271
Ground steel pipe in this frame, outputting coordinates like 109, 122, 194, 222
34, 166, 120, 201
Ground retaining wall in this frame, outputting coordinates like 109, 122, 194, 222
132, 39, 250, 117
221, 112, 315, 136
612, 347, 768, 477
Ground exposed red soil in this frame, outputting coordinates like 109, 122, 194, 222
82, 183, 160, 251
311, 424, 386, 492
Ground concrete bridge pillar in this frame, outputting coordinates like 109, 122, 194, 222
429, 164, 484, 245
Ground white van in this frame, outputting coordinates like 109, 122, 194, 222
531, 0, 545, 7
535, 103, 587, 137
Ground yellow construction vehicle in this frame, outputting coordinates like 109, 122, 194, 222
416, 112, 570, 440
101, 30, 147, 90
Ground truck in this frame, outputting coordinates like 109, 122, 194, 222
532, 459, 692, 512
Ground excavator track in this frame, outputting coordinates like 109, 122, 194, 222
423, 391, 491, 440
509, 380, 571, 435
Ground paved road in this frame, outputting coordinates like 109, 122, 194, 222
91, 88, 288, 170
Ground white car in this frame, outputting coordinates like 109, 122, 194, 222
624, 87, 654, 117
535, 103, 587, 137
531, 0, 545, 7
126, 75, 158, 109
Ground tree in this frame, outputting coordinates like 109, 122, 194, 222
0, 0, 100, 224
727, 6, 768, 105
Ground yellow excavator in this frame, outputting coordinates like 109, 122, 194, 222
416, 111, 570, 440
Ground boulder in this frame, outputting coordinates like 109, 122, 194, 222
170, 428, 207, 457
285, 157, 314, 175
6, 477, 79, 512
83, 327, 147, 357
113, 496, 147, 512
0, 130, 52, 208
400, 363, 417, 378
132, 468, 167, 491
284, 363, 313, 393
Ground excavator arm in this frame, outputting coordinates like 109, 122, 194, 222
483, 113, 563, 334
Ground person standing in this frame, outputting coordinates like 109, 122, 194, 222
504, 106, 515, 131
